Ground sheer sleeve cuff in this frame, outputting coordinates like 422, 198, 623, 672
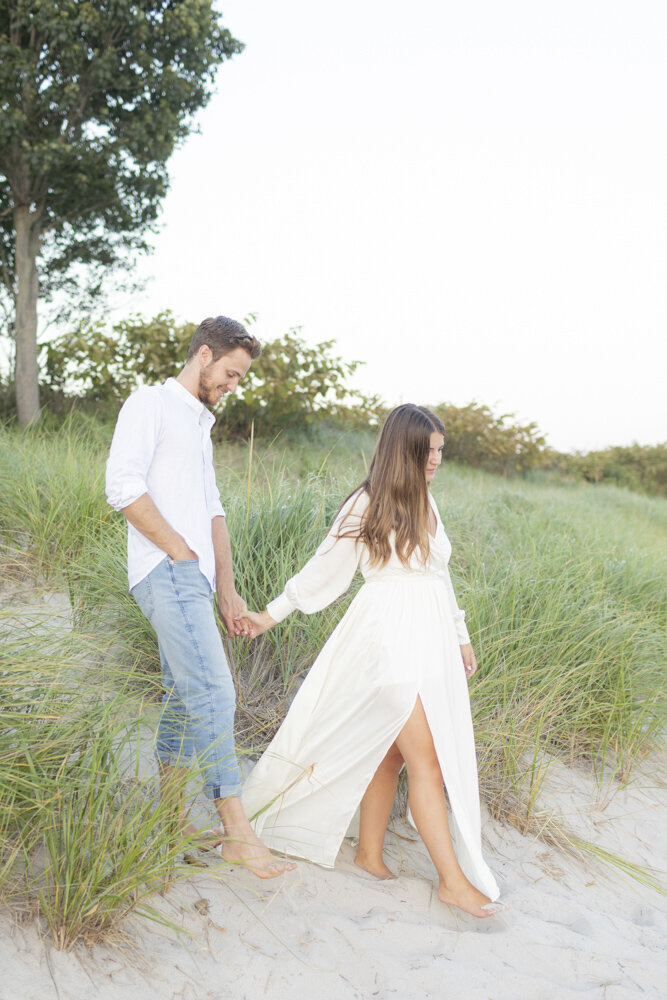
454, 611, 471, 645
266, 592, 295, 625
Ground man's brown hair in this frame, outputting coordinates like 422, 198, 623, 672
187, 316, 262, 362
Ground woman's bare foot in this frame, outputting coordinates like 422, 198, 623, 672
354, 849, 396, 880
219, 829, 296, 879
438, 877, 509, 918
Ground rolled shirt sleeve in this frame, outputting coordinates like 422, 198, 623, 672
105, 388, 163, 511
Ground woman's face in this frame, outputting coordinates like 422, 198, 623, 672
425, 432, 445, 483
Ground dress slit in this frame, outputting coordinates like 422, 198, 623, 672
242, 490, 500, 900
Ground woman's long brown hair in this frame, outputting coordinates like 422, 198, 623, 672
339, 404, 445, 568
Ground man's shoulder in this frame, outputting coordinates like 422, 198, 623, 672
121, 383, 166, 410
115, 385, 167, 432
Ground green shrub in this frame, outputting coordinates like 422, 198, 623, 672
41, 314, 382, 437
430, 401, 550, 475
552, 442, 667, 496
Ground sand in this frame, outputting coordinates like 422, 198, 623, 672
1, 756, 664, 1000
1, 583, 664, 1000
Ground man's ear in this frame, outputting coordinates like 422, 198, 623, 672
197, 344, 212, 366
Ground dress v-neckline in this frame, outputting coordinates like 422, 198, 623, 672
427, 493, 439, 540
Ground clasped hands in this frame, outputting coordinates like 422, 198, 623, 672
234, 608, 276, 639
216, 586, 275, 639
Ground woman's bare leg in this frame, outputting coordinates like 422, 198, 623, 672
395, 698, 497, 918
355, 743, 404, 878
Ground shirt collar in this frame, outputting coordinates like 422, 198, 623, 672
164, 377, 215, 428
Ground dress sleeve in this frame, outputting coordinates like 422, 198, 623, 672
443, 568, 471, 645
267, 491, 367, 623
430, 494, 471, 645
105, 388, 163, 511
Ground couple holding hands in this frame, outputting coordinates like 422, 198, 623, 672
106, 315, 506, 920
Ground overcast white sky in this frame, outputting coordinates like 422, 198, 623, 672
121, 0, 666, 452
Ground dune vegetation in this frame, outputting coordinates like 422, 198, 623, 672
0, 416, 665, 948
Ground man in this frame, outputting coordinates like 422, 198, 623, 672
106, 315, 294, 878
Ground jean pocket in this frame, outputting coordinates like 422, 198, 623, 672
131, 575, 154, 618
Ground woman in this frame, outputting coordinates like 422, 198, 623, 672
240, 405, 505, 917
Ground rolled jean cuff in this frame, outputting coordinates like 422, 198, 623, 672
155, 748, 193, 767
207, 781, 243, 801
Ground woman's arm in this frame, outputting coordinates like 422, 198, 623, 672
429, 495, 477, 677
240, 491, 367, 636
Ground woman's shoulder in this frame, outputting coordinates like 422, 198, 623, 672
335, 486, 369, 526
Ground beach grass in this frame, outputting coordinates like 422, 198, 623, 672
0, 419, 665, 944
0, 619, 216, 949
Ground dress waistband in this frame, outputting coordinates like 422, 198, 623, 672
363, 573, 444, 585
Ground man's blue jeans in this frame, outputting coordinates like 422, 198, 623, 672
131, 556, 242, 800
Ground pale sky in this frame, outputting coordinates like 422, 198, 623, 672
118, 0, 666, 452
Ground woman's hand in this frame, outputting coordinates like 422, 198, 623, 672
234, 608, 277, 639
460, 643, 478, 679
217, 588, 249, 636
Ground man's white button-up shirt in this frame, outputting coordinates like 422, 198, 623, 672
105, 378, 225, 591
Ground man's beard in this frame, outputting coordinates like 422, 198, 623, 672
197, 367, 220, 406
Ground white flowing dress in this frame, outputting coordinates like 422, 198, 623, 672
242, 489, 500, 900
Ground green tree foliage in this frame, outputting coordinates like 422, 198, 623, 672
553, 443, 667, 497
43, 312, 195, 405
0, 0, 242, 425
217, 331, 382, 438
430, 401, 550, 475
42, 312, 382, 436
40, 313, 665, 494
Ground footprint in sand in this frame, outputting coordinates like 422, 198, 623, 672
528, 899, 596, 938
630, 905, 655, 927
361, 906, 398, 930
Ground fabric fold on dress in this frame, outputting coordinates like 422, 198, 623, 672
242, 490, 499, 900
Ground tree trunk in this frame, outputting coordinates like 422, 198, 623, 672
14, 203, 42, 426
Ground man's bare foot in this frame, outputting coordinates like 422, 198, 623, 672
438, 877, 509, 918
354, 850, 396, 880
219, 830, 296, 879
214, 795, 296, 878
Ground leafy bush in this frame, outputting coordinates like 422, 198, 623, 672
42, 312, 196, 405
431, 401, 550, 475
36, 311, 667, 493
552, 443, 667, 497
41, 313, 381, 437
218, 331, 382, 438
